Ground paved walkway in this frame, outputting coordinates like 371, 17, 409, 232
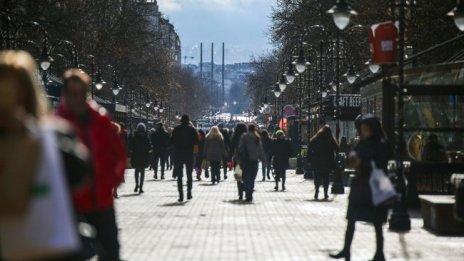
114, 168, 464, 261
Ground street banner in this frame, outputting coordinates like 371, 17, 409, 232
368, 21, 398, 64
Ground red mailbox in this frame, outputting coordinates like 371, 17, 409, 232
368, 22, 398, 64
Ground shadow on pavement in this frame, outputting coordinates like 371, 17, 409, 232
160, 202, 188, 207
145, 179, 165, 182
223, 199, 252, 205
198, 183, 217, 186
119, 193, 140, 198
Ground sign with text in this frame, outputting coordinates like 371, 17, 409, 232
368, 21, 398, 64
328, 94, 361, 108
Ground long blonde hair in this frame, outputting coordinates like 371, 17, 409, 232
0, 50, 49, 120
206, 126, 223, 140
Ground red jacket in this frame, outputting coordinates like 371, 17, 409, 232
56, 100, 126, 213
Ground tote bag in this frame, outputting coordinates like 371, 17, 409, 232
369, 161, 397, 206
0, 126, 81, 260
234, 164, 243, 182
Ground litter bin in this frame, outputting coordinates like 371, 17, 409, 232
451, 174, 464, 221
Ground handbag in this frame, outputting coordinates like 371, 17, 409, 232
0, 126, 81, 260
234, 164, 243, 182
201, 159, 210, 170
369, 161, 397, 206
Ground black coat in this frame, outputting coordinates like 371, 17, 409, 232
270, 139, 292, 170
308, 136, 338, 172
347, 138, 390, 223
149, 128, 170, 154
170, 124, 198, 160
130, 131, 151, 169
262, 136, 273, 160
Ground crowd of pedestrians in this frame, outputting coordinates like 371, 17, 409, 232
0, 50, 393, 261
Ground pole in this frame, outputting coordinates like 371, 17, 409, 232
200, 42, 203, 80
332, 29, 344, 194
211, 42, 214, 103
222, 42, 225, 106
296, 73, 304, 174
91, 59, 95, 99
389, 0, 411, 232
319, 40, 324, 126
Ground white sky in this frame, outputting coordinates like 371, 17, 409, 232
158, 0, 275, 64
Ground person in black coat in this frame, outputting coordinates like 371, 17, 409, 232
330, 116, 390, 261
261, 130, 273, 181
308, 125, 338, 200
270, 130, 291, 191
149, 122, 170, 179
170, 115, 199, 202
230, 123, 248, 200
218, 123, 231, 180
130, 123, 152, 193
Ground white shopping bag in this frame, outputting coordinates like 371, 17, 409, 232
369, 161, 397, 206
0, 126, 81, 260
234, 164, 243, 182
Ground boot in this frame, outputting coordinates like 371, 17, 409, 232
314, 190, 319, 200
275, 180, 279, 191
134, 186, 139, 193
370, 252, 385, 261
329, 250, 350, 261
282, 182, 285, 191
187, 191, 192, 200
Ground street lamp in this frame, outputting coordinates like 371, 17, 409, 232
448, 0, 464, 31
327, 0, 358, 30
286, 61, 296, 84
366, 60, 381, 74
273, 83, 282, 98
345, 64, 359, 84
278, 72, 287, 92
294, 46, 308, 74
95, 68, 104, 90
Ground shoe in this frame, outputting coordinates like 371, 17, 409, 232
238, 195, 243, 200
187, 194, 192, 200
314, 191, 319, 200
274, 186, 278, 191
282, 186, 286, 191
161, 175, 165, 180
370, 252, 385, 261
212, 181, 216, 185
154, 175, 158, 180
245, 197, 253, 202
262, 178, 266, 182
139, 189, 144, 194
329, 250, 350, 261
178, 197, 184, 202
267, 175, 271, 180
134, 186, 139, 193
324, 194, 329, 200
224, 175, 228, 180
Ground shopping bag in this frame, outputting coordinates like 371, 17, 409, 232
234, 164, 243, 182
228, 160, 234, 171
201, 160, 210, 170
369, 161, 397, 206
0, 126, 81, 260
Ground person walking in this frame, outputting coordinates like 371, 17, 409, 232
170, 115, 199, 202
195, 129, 208, 180
270, 130, 292, 191
130, 123, 151, 193
230, 123, 248, 200
204, 126, 227, 185
308, 125, 338, 200
330, 116, 390, 261
218, 123, 231, 180
261, 130, 273, 181
149, 122, 170, 179
56, 69, 127, 261
238, 124, 266, 202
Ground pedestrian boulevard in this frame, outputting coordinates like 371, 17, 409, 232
115, 169, 464, 261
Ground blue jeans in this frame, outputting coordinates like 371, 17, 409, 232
242, 160, 259, 201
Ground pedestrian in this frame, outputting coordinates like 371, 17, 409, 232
195, 129, 208, 180
170, 115, 199, 202
422, 134, 447, 162
0, 50, 86, 261
130, 123, 151, 193
204, 126, 227, 185
218, 123, 231, 180
56, 69, 127, 261
270, 130, 291, 191
330, 116, 390, 261
230, 123, 248, 200
308, 125, 338, 200
261, 130, 273, 181
166, 127, 174, 172
112, 122, 126, 199
238, 124, 266, 202
149, 122, 170, 179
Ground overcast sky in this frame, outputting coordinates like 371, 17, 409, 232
158, 0, 275, 65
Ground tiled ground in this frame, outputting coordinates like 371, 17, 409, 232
114, 168, 464, 261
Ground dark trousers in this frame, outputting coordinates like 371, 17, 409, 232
83, 209, 120, 261
343, 220, 384, 255
153, 150, 166, 177
135, 168, 145, 189
210, 160, 221, 183
261, 161, 271, 179
274, 168, 286, 189
174, 154, 194, 198
222, 158, 228, 176
314, 170, 330, 195
242, 160, 259, 201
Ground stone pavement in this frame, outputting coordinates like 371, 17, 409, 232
114, 168, 464, 261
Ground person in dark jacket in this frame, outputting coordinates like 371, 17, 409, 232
218, 123, 231, 180
308, 125, 338, 200
270, 130, 291, 191
195, 129, 208, 180
149, 122, 170, 179
204, 126, 227, 184
170, 115, 199, 202
330, 116, 390, 261
422, 134, 447, 162
230, 123, 248, 200
238, 124, 266, 202
130, 123, 151, 193
261, 130, 273, 181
